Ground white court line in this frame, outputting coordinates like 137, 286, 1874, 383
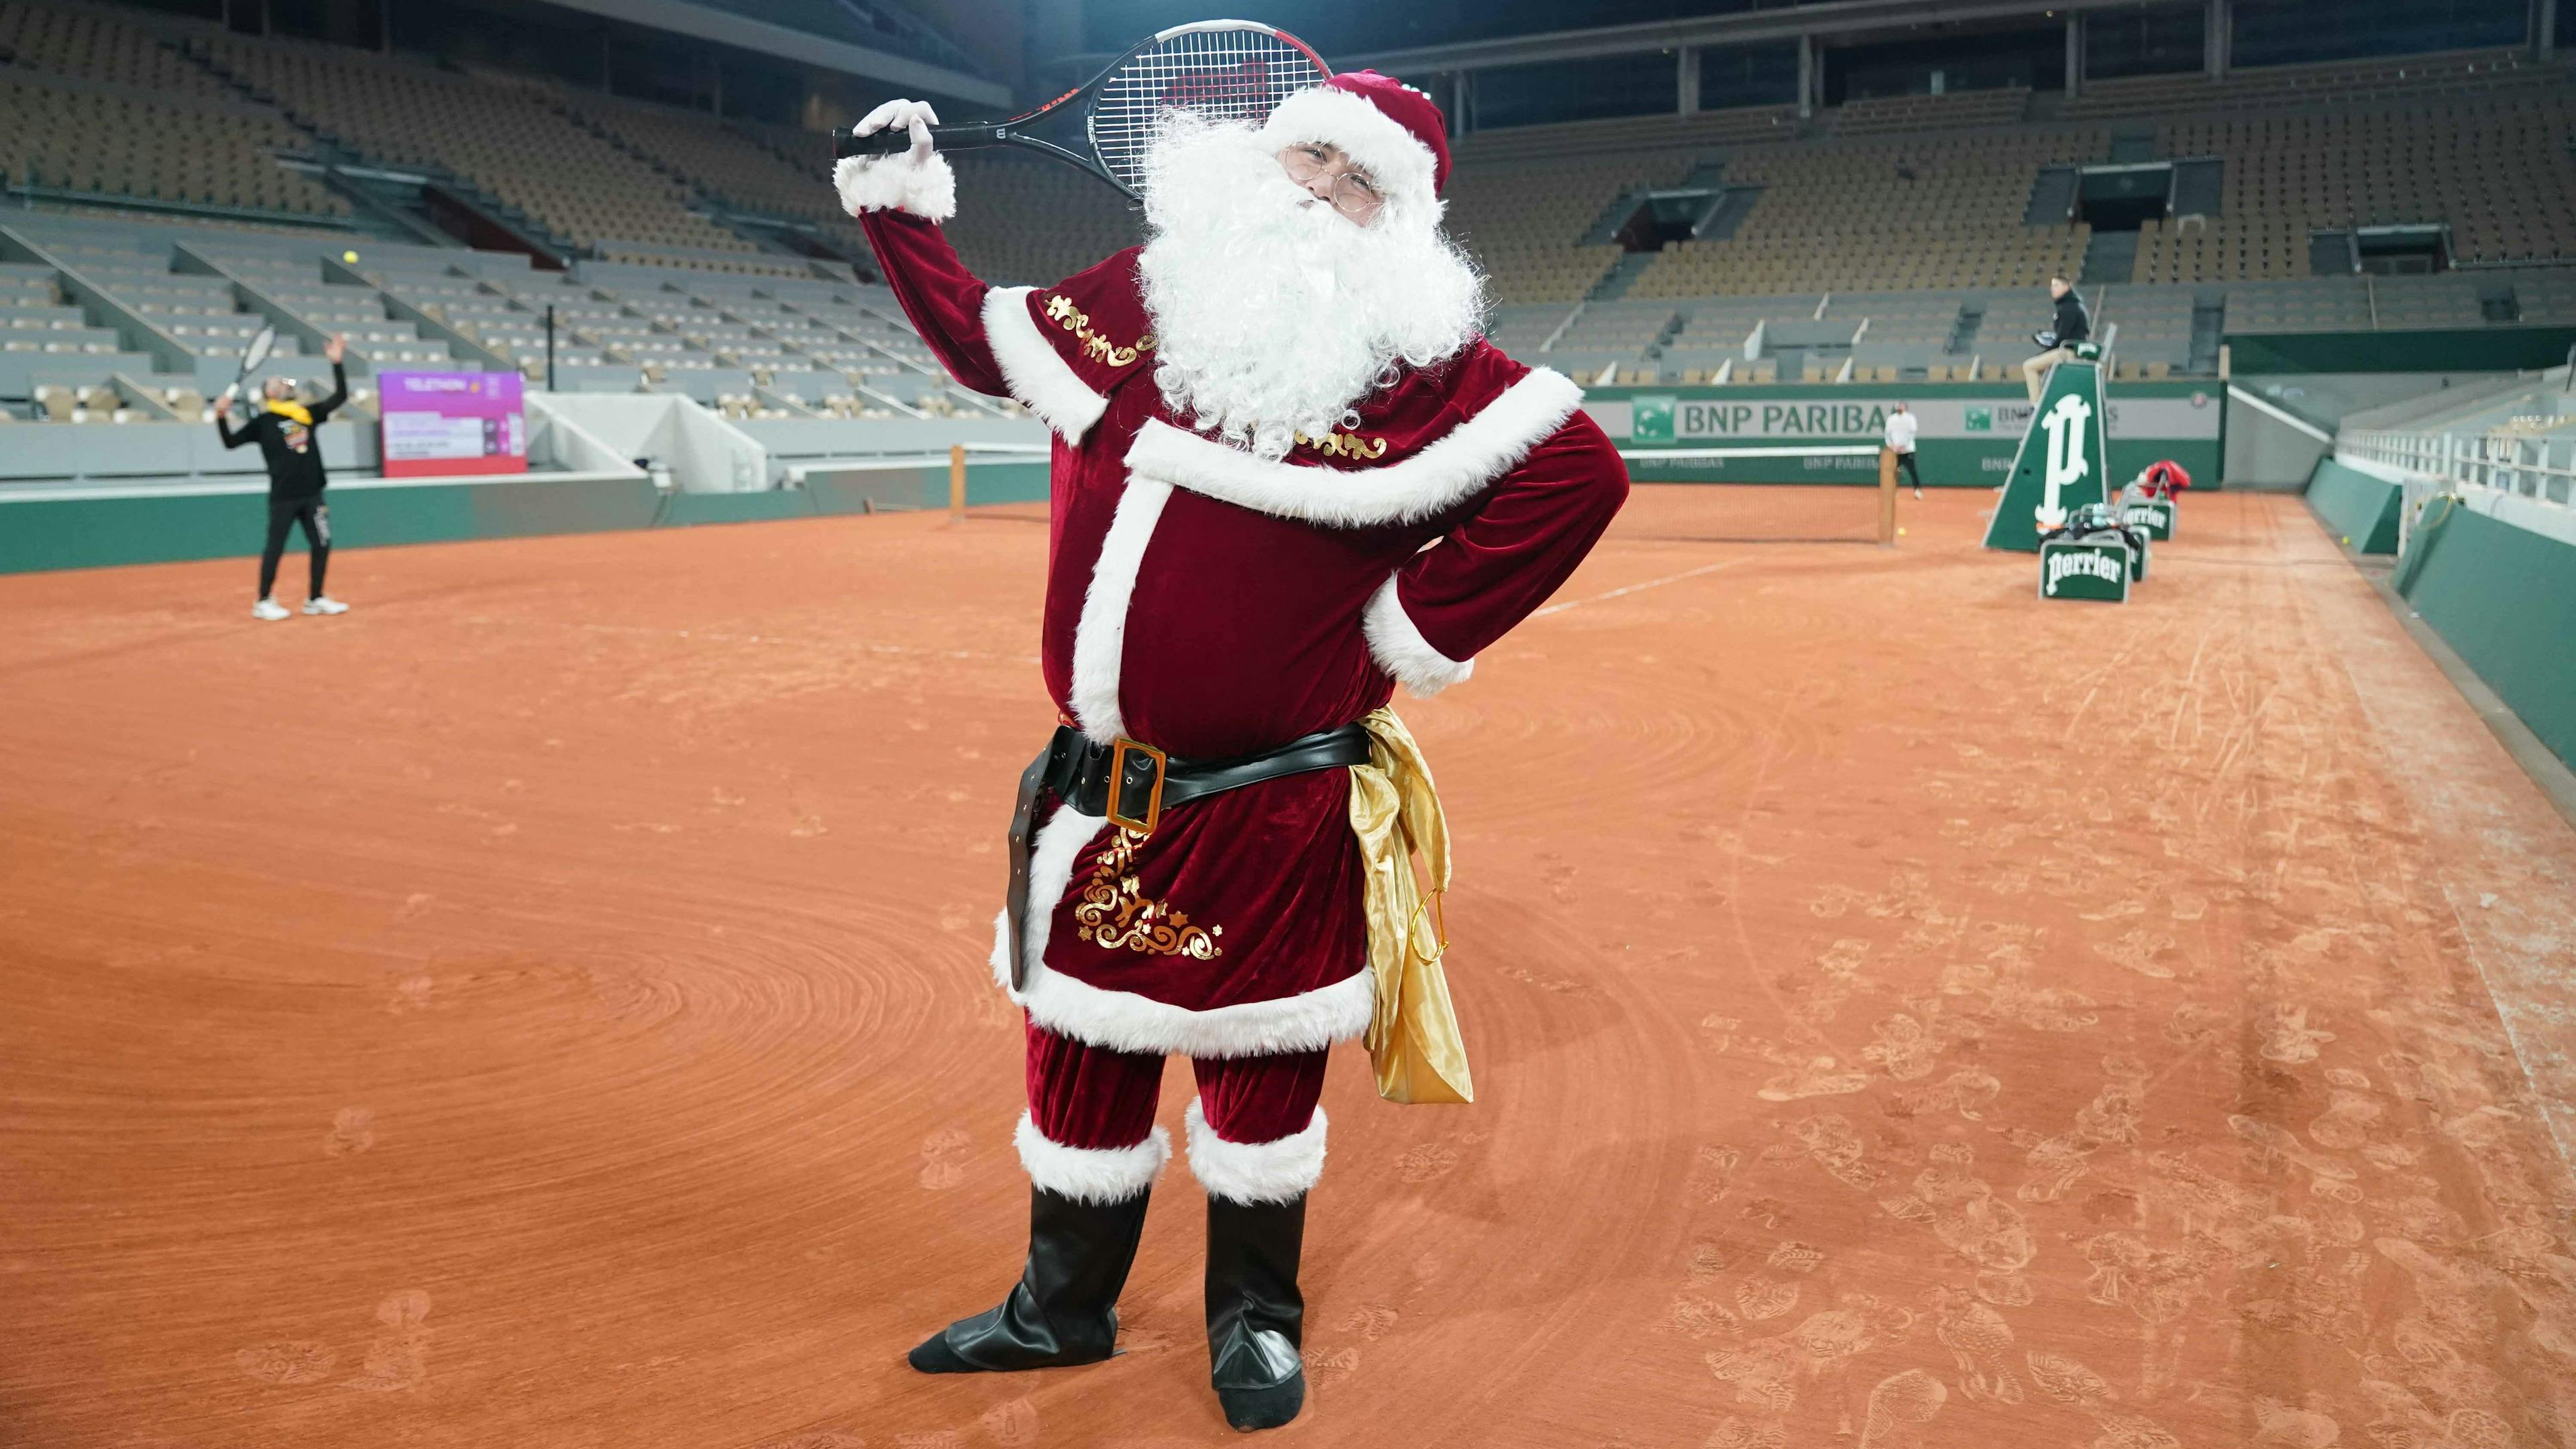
1532, 558, 1749, 618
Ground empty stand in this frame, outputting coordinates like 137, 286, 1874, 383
2092, 284, 2194, 375
0, 0, 228, 98
1833, 86, 2031, 137
559, 93, 860, 254
945, 152, 1142, 286
1631, 129, 2100, 298
1447, 154, 1680, 305
190, 34, 757, 260
0, 70, 347, 219
2156, 96, 2576, 269
1839, 290, 1966, 380
2065, 47, 2561, 120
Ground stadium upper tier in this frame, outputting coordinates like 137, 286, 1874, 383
0, 1, 2571, 401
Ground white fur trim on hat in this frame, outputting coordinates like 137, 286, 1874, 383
1124, 366, 1583, 529
1185, 1099, 1328, 1204
1258, 85, 1438, 216
1014, 1112, 1171, 1203
983, 285, 1108, 441
834, 151, 956, 223
1363, 573, 1474, 696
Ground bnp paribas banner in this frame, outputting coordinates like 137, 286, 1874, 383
1585, 380, 2225, 490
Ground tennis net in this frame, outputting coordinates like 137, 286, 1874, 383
1617, 445, 1897, 543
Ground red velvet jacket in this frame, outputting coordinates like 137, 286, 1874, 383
855, 182, 1627, 1062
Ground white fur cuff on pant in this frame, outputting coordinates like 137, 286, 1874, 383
1014, 1112, 1171, 1203
834, 151, 957, 222
1185, 1099, 1327, 1205
1363, 574, 1474, 696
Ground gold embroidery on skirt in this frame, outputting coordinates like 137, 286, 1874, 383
1074, 828, 1224, 959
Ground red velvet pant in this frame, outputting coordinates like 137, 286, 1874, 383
1026, 1020, 1328, 1150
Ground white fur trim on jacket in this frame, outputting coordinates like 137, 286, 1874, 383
1068, 476, 1171, 745
1185, 1099, 1328, 1204
991, 907, 1375, 1058
1124, 367, 1583, 529
983, 285, 1108, 441
1362, 573, 1474, 696
991, 804, 1108, 995
1259, 86, 1439, 220
1015, 1112, 1171, 1203
833, 151, 957, 223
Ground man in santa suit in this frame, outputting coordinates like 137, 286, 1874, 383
834, 71, 1627, 1430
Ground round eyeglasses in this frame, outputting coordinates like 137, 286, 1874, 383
1278, 146, 1385, 221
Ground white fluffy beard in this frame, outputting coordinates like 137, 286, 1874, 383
1136, 117, 1484, 461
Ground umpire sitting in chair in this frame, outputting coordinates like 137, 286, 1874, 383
2021, 276, 2090, 404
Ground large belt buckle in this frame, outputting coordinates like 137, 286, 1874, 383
1106, 736, 1167, 835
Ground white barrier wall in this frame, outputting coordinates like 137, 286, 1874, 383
526, 393, 768, 493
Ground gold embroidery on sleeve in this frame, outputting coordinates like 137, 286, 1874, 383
1074, 828, 1224, 959
1042, 293, 1155, 369
1294, 429, 1390, 462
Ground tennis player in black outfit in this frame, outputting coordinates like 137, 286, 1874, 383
218, 333, 351, 621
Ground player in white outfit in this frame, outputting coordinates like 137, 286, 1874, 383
1884, 400, 1922, 499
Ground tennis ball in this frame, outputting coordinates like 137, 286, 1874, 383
342, 250, 360, 264
1896, 527, 1908, 536
2341, 535, 2352, 545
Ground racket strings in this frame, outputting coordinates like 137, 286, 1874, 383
1089, 31, 1325, 195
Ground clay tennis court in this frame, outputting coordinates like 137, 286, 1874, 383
6, 486, 2575, 1448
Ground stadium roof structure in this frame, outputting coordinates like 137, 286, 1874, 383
1340, 0, 2253, 75
530, 0, 1012, 107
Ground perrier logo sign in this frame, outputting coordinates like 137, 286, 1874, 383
2039, 539, 2130, 602
1984, 360, 2108, 553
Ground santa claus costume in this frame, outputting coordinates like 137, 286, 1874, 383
835, 72, 1627, 1430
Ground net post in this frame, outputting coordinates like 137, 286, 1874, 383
948, 443, 967, 523
1878, 445, 1898, 547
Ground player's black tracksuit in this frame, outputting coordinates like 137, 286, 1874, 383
217, 362, 347, 602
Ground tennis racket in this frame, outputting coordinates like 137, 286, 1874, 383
221, 323, 278, 402
834, 19, 1330, 199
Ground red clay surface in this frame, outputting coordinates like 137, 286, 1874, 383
5, 487, 2576, 1448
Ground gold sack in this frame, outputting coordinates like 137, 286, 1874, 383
1348, 708, 1472, 1105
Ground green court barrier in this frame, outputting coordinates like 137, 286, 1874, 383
2398, 502, 2576, 771
0, 461, 1059, 576
2229, 327, 2576, 376
2304, 458, 2402, 555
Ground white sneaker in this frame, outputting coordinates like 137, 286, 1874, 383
302, 596, 350, 615
252, 598, 290, 621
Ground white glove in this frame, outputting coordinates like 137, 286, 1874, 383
838, 98, 954, 220
855, 99, 940, 164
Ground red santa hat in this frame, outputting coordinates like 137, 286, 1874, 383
1257, 70, 1451, 215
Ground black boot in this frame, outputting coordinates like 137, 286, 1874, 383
908, 1185, 1152, 1373
1205, 1193, 1308, 1431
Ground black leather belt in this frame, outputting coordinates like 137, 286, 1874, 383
1000, 722, 1373, 991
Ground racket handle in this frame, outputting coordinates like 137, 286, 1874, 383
832, 123, 1003, 160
